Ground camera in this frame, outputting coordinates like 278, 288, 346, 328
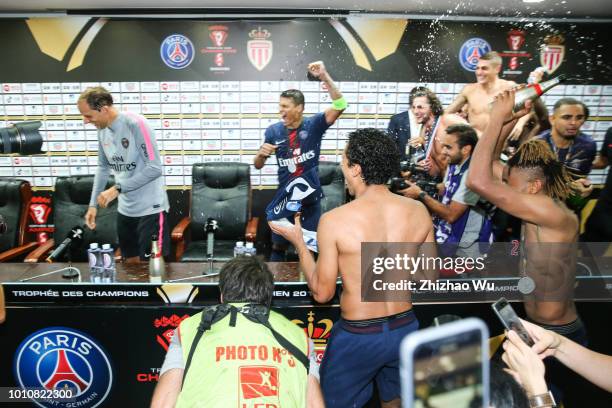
396, 160, 441, 198
389, 177, 409, 193
416, 180, 440, 197
0, 121, 44, 155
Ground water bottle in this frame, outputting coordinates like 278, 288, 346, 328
149, 234, 166, 283
245, 242, 256, 256
233, 241, 245, 257
100, 244, 115, 283
87, 243, 102, 283
513, 74, 566, 111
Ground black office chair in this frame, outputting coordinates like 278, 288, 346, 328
172, 162, 258, 262
318, 161, 346, 214
25, 175, 119, 262
0, 178, 38, 262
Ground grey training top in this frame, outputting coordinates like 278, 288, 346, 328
89, 112, 169, 217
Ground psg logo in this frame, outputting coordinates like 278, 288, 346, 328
160, 34, 195, 70
458, 38, 492, 72
14, 327, 113, 408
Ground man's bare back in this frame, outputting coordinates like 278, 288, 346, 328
320, 187, 434, 320
459, 79, 515, 133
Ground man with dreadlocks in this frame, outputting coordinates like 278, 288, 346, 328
468, 89, 585, 405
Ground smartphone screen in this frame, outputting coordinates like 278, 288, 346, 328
411, 327, 485, 408
492, 298, 535, 346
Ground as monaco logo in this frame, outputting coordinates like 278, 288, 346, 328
160, 34, 195, 70
540, 34, 565, 74
248, 27, 273, 71
14, 327, 113, 408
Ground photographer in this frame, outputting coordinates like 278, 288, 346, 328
399, 124, 493, 259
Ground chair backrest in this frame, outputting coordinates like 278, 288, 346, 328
53, 175, 118, 261
318, 161, 346, 214
190, 162, 250, 241
0, 178, 33, 252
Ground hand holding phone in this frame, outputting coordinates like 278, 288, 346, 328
492, 297, 535, 347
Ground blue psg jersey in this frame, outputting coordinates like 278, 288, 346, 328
264, 112, 330, 186
264, 112, 331, 220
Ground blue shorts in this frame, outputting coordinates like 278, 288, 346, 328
320, 310, 419, 407
271, 200, 321, 245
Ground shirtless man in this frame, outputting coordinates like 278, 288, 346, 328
408, 88, 467, 178
467, 89, 583, 402
446, 51, 516, 134
270, 128, 435, 407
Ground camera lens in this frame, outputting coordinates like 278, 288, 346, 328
0, 121, 43, 155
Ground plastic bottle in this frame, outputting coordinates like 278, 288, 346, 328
149, 234, 166, 283
87, 243, 102, 283
100, 244, 115, 283
245, 242, 256, 256
233, 241, 245, 257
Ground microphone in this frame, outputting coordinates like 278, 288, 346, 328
46, 226, 84, 263
205, 218, 218, 258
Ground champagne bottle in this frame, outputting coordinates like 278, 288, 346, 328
513, 74, 566, 111
149, 234, 166, 283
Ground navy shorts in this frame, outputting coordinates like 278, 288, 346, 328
320, 310, 419, 407
117, 211, 170, 260
271, 200, 321, 246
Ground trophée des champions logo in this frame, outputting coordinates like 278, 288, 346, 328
14, 327, 113, 408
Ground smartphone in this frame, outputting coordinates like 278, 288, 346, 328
400, 318, 489, 408
491, 297, 535, 346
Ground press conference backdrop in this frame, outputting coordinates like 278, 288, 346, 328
0, 18, 610, 190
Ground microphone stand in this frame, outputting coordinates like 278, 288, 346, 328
167, 272, 220, 283
62, 251, 80, 279
20, 265, 81, 282
204, 218, 218, 276
23, 241, 82, 282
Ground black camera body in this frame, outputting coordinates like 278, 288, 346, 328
394, 160, 440, 197
389, 177, 409, 193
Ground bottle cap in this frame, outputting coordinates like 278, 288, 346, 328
102, 244, 111, 250
151, 234, 159, 241
89, 243, 99, 249
236, 241, 244, 247
246, 242, 254, 248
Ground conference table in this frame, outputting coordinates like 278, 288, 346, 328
1, 261, 611, 406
